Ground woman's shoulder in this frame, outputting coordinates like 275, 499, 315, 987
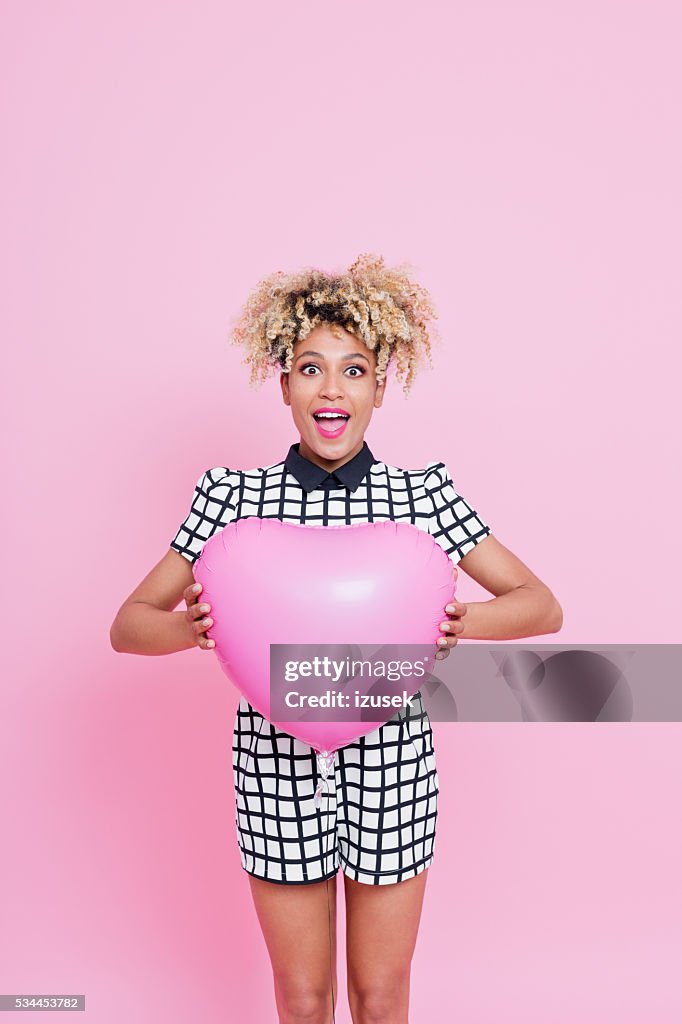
192, 466, 234, 491
372, 456, 451, 491
198, 457, 286, 487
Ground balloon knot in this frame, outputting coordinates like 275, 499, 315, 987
314, 750, 337, 809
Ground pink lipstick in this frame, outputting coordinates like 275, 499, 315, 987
312, 407, 350, 439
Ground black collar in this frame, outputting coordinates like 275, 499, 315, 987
284, 441, 377, 493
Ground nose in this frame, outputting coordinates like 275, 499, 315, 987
319, 373, 345, 400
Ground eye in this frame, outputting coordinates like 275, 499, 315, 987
299, 362, 365, 377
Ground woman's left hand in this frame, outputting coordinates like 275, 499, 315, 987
435, 564, 466, 661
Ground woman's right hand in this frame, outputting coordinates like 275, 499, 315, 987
183, 582, 215, 650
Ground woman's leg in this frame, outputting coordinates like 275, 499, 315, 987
248, 872, 340, 1024
345, 869, 429, 1024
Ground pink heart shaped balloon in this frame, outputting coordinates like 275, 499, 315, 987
193, 517, 455, 755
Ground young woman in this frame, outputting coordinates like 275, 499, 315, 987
111, 253, 562, 1024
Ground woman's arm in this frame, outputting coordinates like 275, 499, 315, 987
110, 549, 214, 656
447, 535, 563, 642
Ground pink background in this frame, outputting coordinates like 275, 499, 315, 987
2, 1, 681, 1021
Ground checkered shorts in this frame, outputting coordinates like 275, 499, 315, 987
231, 690, 440, 886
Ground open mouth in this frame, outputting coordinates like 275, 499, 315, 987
312, 413, 350, 424
312, 411, 351, 437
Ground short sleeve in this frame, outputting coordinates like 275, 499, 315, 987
169, 467, 237, 564
424, 460, 491, 564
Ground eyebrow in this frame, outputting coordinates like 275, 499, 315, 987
294, 350, 370, 364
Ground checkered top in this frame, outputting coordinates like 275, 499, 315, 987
170, 444, 491, 565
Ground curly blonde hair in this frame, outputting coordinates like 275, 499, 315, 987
227, 253, 439, 396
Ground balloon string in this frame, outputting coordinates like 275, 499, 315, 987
315, 749, 337, 1023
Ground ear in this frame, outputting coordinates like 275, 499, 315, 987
280, 371, 290, 406
374, 377, 387, 409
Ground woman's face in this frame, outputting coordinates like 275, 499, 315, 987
280, 323, 386, 470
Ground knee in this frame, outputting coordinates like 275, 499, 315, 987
348, 973, 410, 1024
279, 988, 334, 1024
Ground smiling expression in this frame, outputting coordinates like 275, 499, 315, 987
280, 324, 386, 472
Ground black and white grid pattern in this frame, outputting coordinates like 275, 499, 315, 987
233, 690, 439, 885
170, 443, 491, 567
170, 442, 491, 885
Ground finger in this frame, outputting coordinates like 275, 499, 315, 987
187, 601, 211, 621
191, 614, 213, 637
438, 619, 464, 636
444, 600, 466, 616
197, 636, 215, 651
435, 634, 458, 655
184, 582, 203, 606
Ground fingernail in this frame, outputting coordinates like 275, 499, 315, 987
438, 638, 448, 646
199, 604, 210, 613
206, 640, 215, 648
192, 583, 201, 593
202, 618, 212, 627
445, 605, 455, 614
